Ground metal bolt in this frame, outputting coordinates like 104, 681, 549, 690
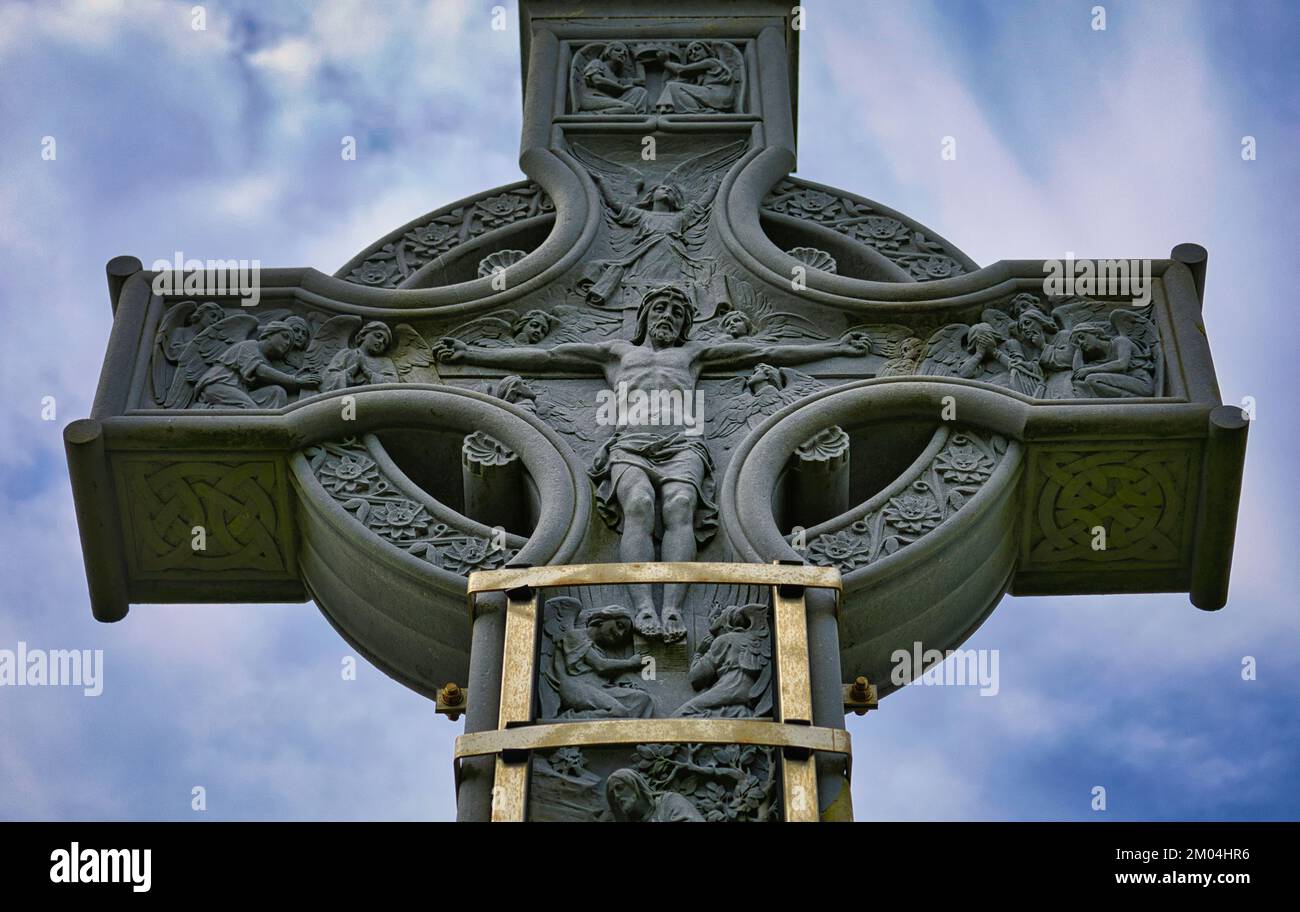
441, 682, 464, 706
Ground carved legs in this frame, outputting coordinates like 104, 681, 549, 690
658, 481, 698, 643
612, 471, 698, 643
615, 467, 661, 637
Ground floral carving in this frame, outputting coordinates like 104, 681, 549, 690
438, 536, 503, 575
475, 192, 531, 227
762, 178, 971, 282
305, 438, 516, 575
351, 259, 401, 287
883, 482, 943, 534
807, 528, 872, 571
341, 183, 552, 289
935, 434, 994, 484
806, 429, 1007, 573
909, 254, 963, 280
405, 220, 459, 251
365, 499, 430, 541
318, 452, 379, 495
768, 186, 843, 221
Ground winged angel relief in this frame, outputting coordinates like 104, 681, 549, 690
570, 139, 747, 309
918, 293, 1163, 400
538, 597, 771, 720
150, 302, 436, 410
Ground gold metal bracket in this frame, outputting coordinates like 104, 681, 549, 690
435, 682, 467, 721
844, 676, 878, 715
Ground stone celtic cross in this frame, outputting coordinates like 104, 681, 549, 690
66, 1, 1248, 822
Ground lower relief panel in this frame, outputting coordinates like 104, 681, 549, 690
529, 743, 782, 822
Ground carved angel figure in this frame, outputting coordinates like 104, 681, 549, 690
305, 318, 437, 393
710, 363, 825, 442
159, 309, 318, 410
1069, 309, 1161, 398
570, 139, 748, 306
540, 598, 654, 720
673, 603, 772, 718
151, 299, 227, 404
654, 41, 738, 114
877, 336, 927, 377
440, 304, 622, 349
574, 41, 649, 114
697, 275, 828, 345
920, 312, 1045, 397
190, 320, 319, 409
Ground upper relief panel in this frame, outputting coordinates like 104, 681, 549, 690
568, 39, 749, 117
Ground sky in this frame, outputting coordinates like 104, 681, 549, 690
0, 0, 1297, 821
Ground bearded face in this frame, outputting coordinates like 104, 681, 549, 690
647, 298, 686, 344
1018, 318, 1045, 347
608, 777, 644, 818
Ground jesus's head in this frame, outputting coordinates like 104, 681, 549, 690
633, 286, 694, 347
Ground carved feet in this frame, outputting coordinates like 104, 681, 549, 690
632, 605, 687, 643
660, 607, 686, 643
633, 605, 661, 639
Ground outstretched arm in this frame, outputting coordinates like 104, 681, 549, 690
254, 362, 317, 392
701, 331, 871, 371
434, 338, 611, 372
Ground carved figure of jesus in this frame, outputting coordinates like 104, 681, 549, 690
435, 285, 869, 641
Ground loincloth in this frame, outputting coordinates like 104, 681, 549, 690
589, 430, 718, 545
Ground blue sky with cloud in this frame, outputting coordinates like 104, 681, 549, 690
1, 0, 1296, 820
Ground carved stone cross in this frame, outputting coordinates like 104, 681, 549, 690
66, 1, 1248, 822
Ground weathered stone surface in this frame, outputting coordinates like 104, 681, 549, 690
65, 0, 1248, 822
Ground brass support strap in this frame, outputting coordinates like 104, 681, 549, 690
457, 718, 853, 760
466, 561, 842, 617
489, 586, 540, 822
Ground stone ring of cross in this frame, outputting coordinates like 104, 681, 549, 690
67, 1, 1247, 822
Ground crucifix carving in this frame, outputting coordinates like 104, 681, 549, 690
66, 1, 1247, 823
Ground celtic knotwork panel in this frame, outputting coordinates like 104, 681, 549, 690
117, 458, 289, 575
304, 438, 518, 576
1024, 446, 1195, 567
